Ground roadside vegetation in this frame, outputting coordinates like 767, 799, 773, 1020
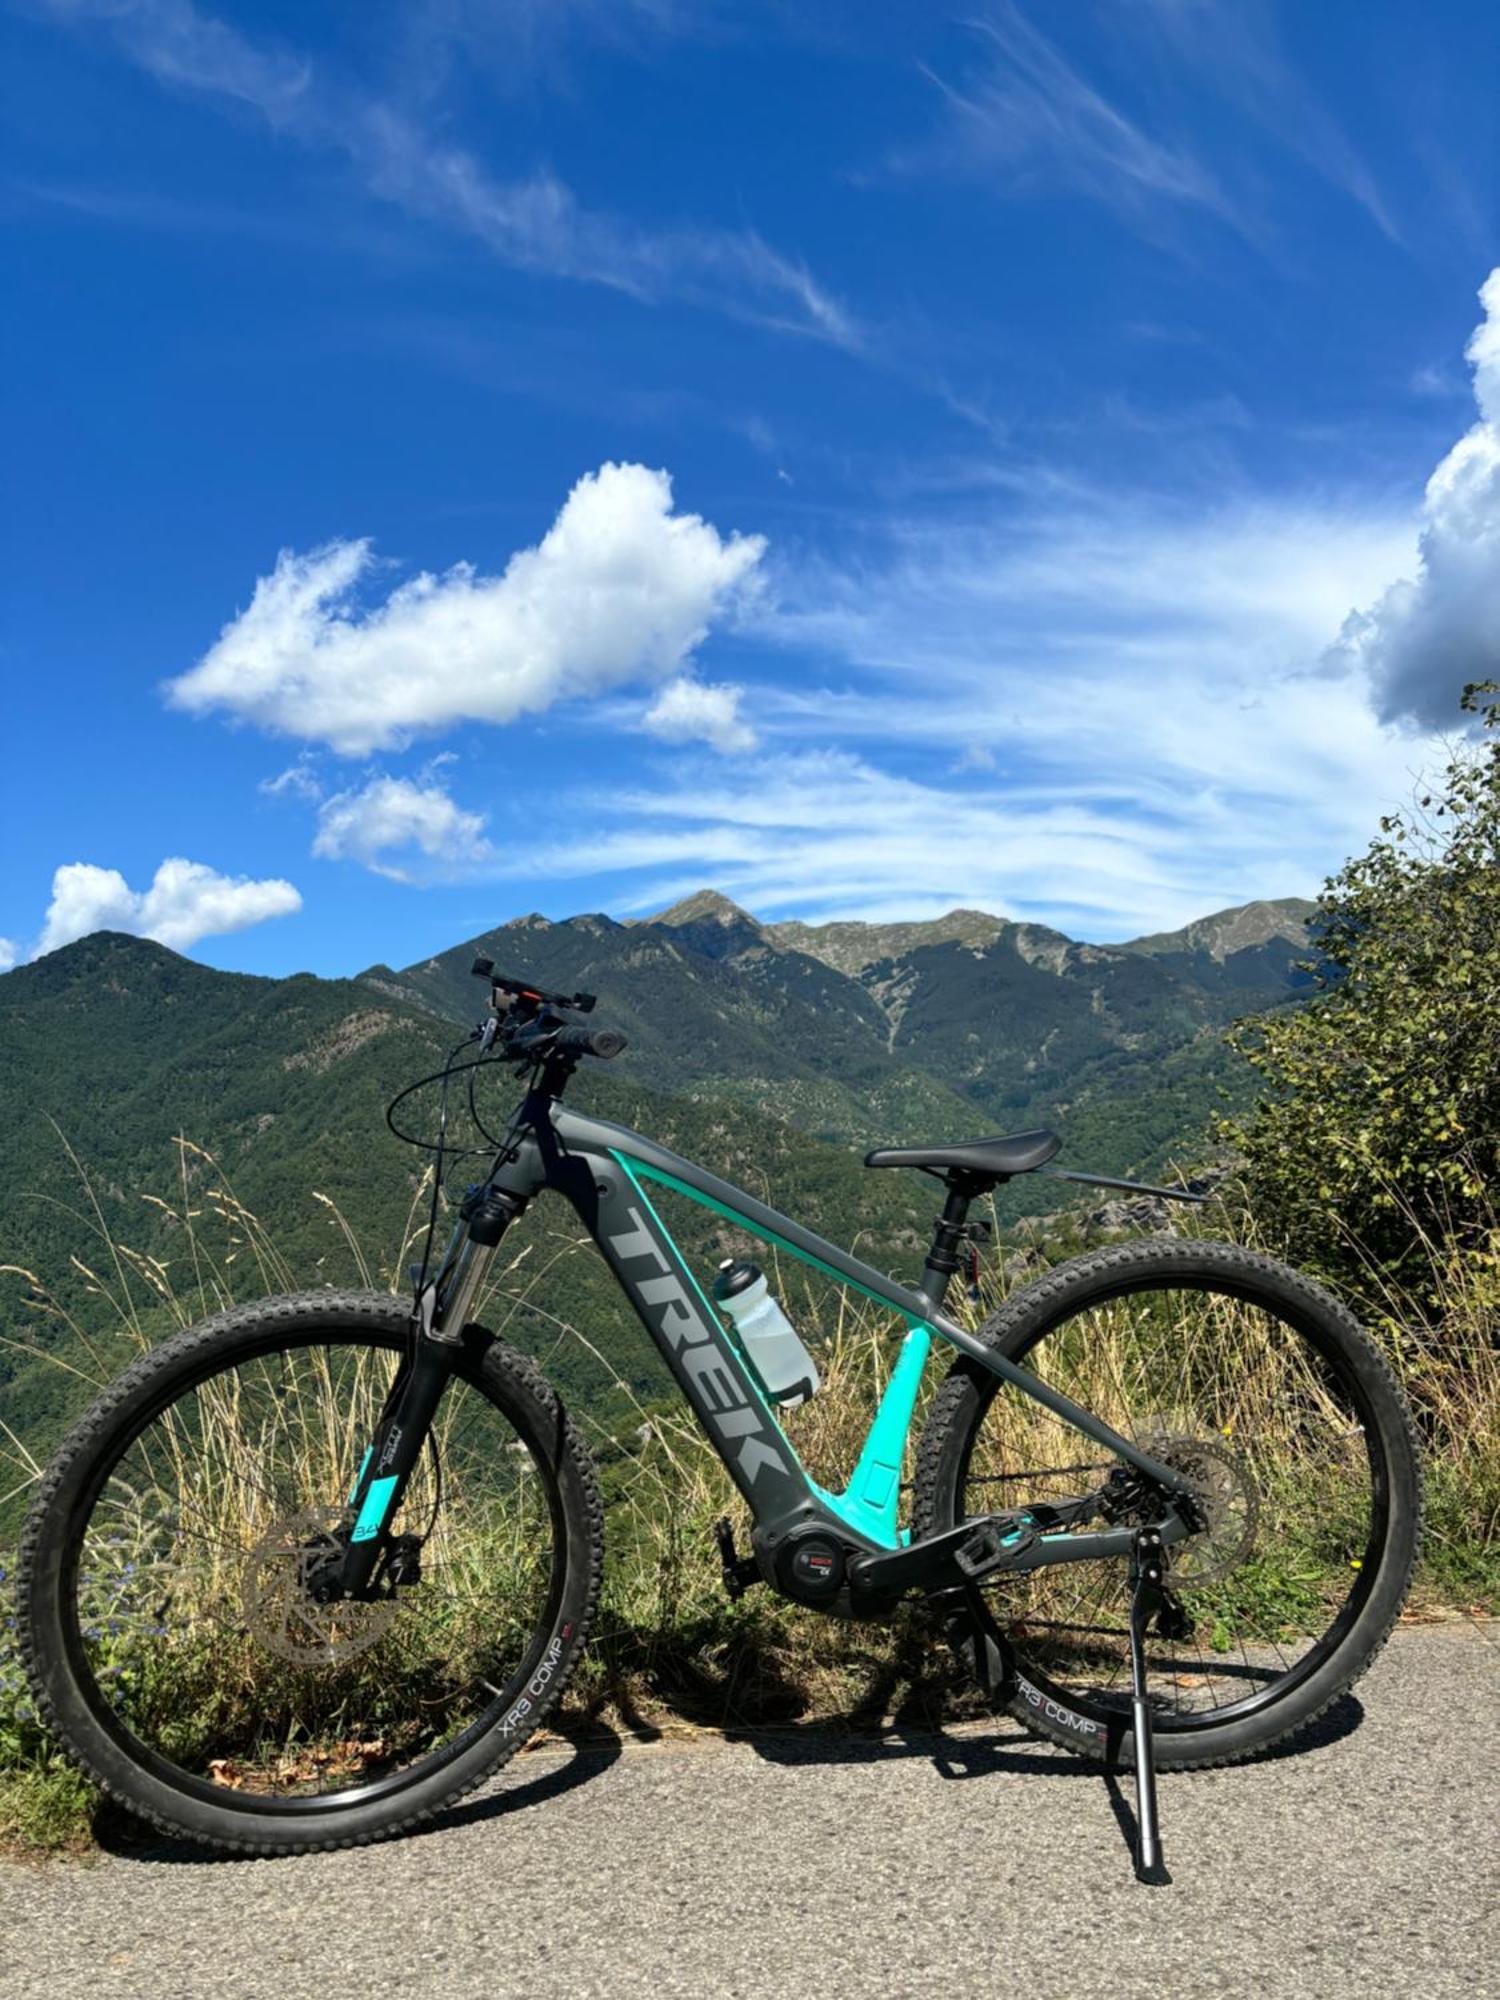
1, 1147, 1494, 1857
2, 688, 1495, 1858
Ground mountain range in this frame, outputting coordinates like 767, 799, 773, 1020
0, 891, 1316, 1451
366, 887, 1317, 1160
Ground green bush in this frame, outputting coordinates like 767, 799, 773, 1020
1225, 684, 1500, 1308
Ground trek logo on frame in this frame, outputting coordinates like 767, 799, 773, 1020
607, 1204, 789, 1489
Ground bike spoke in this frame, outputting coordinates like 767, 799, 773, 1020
69, 1335, 560, 1802
964, 1279, 1379, 1725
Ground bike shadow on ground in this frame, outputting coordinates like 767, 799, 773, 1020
94, 1721, 630, 1868
721, 1682, 1366, 1878
95, 1632, 1366, 1870
722, 1684, 1365, 1779
624, 1616, 1367, 1779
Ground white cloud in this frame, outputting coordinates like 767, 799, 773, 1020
899, 8, 1245, 241
39, 1, 856, 346
260, 755, 324, 801
166, 463, 765, 754
475, 475, 1442, 934
0, 938, 17, 974
44, 0, 310, 114
643, 676, 756, 753
1133, 0, 1398, 242
1327, 269, 1500, 730
395, 146, 856, 345
757, 484, 1418, 775
33, 858, 302, 958
504, 711, 1424, 941
895, 3, 1395, 253
313, 774, 492, 880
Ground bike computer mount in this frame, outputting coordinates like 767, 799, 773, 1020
470, 956, 597, 1014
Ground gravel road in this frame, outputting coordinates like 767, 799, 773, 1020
2, 1622, 1495, 2000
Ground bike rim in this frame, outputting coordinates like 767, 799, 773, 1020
959, 1274, 1390, 1731
60, 1329, 566, 1813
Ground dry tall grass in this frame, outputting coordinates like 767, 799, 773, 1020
1, 1141, 1494, 1850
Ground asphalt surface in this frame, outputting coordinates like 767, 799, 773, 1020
1, 1623, 1496, 2000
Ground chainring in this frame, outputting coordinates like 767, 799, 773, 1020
239, 1507, 400, 1666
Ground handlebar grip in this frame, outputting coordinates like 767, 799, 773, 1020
556, 1025, 628, 1060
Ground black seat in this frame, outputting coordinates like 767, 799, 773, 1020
863, 1128, 1061, 1181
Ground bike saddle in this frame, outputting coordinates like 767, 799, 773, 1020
863, 1128, 1061, 1181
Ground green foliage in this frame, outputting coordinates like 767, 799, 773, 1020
0, 1557, 98, 1855
1225, 686, 1500, 1303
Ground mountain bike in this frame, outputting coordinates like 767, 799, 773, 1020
18, 964, 1421, 1878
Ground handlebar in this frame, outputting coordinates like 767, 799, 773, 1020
554, 1023, 628, 1061
471, 957, 626, 1068
491, 1012, 628, 1065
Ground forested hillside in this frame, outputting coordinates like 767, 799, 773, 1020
0, 891, 1317, 1453
369, 888, 1316, 1157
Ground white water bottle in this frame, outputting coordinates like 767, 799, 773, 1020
712, 1259, 820, 1407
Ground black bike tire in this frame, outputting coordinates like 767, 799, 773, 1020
18, 1290, 604, 1855
912, 1238, 1422, 1770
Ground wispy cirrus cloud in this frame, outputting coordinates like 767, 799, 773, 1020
487, 469, 1439, 933
1132, 0, 1400, 244
34, 0, 859, 346
889, 2, 1398, 254
892, 6, 1250, 243
493, 719, 1415, 940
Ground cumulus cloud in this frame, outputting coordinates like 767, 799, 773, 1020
166, 463, 765, 755
33, 858, 302, 958
0, 938, 17, 974
1328, 269, 1500, 729
313, 774, 493, 880
643, 676, 756, 754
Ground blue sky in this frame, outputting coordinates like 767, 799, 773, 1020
4, 0, 1499, 978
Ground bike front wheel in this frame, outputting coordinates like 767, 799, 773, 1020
19, 1291, 603, 1854
912, 1239, 1421, 1768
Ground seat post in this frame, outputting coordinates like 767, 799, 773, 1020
918, 1173, 987, 1309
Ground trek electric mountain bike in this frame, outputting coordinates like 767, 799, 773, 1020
18, 964, 1421, 1878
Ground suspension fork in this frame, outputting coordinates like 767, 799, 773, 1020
336, 1335, 458, 1597
337, 1200, 516, 1598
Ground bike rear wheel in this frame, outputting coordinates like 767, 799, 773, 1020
19, 1290, 602, 1854
913, 1239, 1421, 1767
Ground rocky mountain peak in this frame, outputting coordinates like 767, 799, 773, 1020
649, 889, 762, 931
1125, 897, 1316, 963
763, 907, 1009, 977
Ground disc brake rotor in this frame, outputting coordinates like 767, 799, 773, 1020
239, 1507, 400, 1666
1139, 1431, 1259, 1587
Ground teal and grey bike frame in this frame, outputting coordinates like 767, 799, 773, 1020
340, 1088, 1197, 1607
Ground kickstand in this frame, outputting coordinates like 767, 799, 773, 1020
1127, 1527, 1170, 1885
